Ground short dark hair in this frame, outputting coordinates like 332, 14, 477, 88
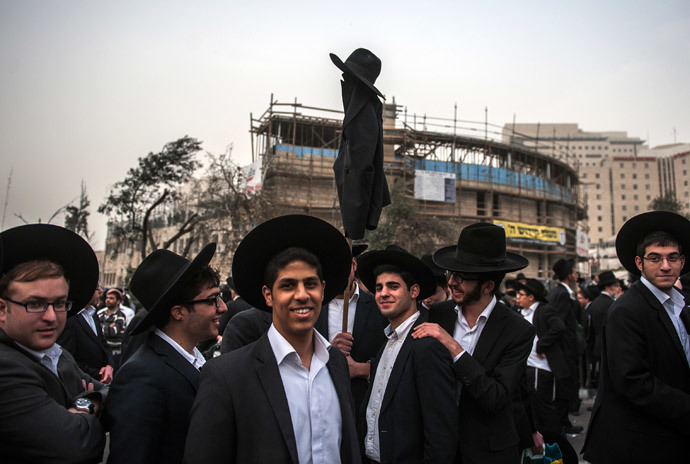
155, 264, 221, 329
0, 260, 67, 298
636, 231, 682, 258
478, 272, 506, 296
264, 247, 323, 290
372, 264, 416, 291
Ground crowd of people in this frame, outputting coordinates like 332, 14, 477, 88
0, 209, 689, 464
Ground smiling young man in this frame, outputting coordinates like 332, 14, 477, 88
356, 249, 458, 463
583, 212, 690, 463
0, 224, 106, 464
102, 243, 226, 464
184, 215, 360, 464
412, 222, 535, 464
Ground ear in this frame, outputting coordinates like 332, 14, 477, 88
634, 256, 644, 273
482, 279, 496, 295
409, 283, 420, 300
170, 305, 186, 322
261, 285, 273, 308
352, 257, 358, 273
0, 299, 7, 323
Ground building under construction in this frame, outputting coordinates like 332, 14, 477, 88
251, 96, 586, 279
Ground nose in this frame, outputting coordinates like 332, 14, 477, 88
217, 297, 228, 313
294, 282, 309, 301
41, 305, 58, 322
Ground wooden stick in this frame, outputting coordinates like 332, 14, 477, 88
342, 237, 354, 333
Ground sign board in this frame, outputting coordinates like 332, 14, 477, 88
576, 229, 589, 257
493, 219, 566, 246
240, 157, 262, 196
414, 170, 456, 202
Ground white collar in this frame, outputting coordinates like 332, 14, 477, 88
455, 295, 497, 324
640, 276, 685, 315
384, 310, 420, 340
521, 301, 540, 317
267, 324, 331, 367
154, 328, 206, 370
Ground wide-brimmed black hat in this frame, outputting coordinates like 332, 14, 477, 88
516, 278, 548, 303
129, 243, 216, 335
420, 254, 446, 282
615, 211, 690, 276
232, 215, 352, 311
352, 243, 368, 258
433, 222, 528, 274
0, 224, 98, 315
597, 271, 619, 289
358, 249, 436, 301
330, 48, 384, 99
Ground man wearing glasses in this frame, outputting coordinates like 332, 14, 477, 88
583, 212, 690, 463
102, 243, 227, 464
0, 224, 106, 463
412, 222, 535, 464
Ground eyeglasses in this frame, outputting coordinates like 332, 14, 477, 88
5, 298, 73, 313
184, 294, 223, 309
641, 254, 683, 264
446, 271, 479, 284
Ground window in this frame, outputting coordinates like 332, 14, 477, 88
621, 184, 626, 189
685, 180, 688, 187
645, 174, 650, 179
598, 227, 603, 232
632, 163, 637, 169
596, 194, 602, 200
647, 195, 651, 200
645, 163, 649, 168
597, 205, 602, 210
620, 173, 625, 179
633, 185, 638, 190
634, 195, 638, 200
598, 216, 603, 221
620, 163, 624, 168
683, 158, 687, 165
622, 205, 627, 211
646, 185, 650, 190
622, 194, 626, 200
596, 184, 601, 190
623, 216, 628, 221
632, 173, 637, 179
595, 173, 600, 179
477, 192, 486, 216
684, 170, 687, 176
634, 205, 639, 211
685, 191, 689, 198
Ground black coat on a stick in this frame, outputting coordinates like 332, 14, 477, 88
331, 49, 390, 239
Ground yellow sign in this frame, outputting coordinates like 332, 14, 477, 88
493, 220, 566, 246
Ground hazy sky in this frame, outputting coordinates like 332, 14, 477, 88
2, 0, 688, 249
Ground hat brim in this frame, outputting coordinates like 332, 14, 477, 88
232, 215, 352, 312
0, 224, 98, 316
515, 281, 548, 303
432, 245, 529, 274
130, 243, 216, 335
357, 250, 437, 301
615, 211, 690, 276
330, 53, 385, 99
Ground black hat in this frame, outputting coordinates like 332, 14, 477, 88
226, 276, 235, 291
0, 224, 98, 315
357, 249, 437, 300
615, 211, 690, 276
433, 222, 528, 274
232, 215, 352, 311
597, 271, 619, 289
552, 258, 575, 280
352, 243, 368, 258
516, 278, 548, 303
330, 48, 384, 99
516, 272, 527, 281
421, 253, 446, 279
129, 243, 216, 335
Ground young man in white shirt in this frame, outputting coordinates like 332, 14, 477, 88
102, 243, 227, 464
184, 215, 361, 464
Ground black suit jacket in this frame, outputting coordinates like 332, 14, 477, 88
102, 332, 200, 464
359, 314, 458, 463
315, 290, 388, 416
583, 281, 690, 463
532, 301, 569, 379
545, 284, 578, 361
220, 307, 273, 353
183, 332, 361, 464
586, 293, 614, 363
333, 80, 390, 239
58, 307, 114, 378
0, 329, 106, 464
429, 299, 535, 464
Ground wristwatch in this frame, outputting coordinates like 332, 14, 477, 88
74, 397, 94, 414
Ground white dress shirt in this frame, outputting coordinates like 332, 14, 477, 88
364, 311, 420, 461
521, 302, 551, 372
16, 341, 63, 376
453, 295, 497, 362
267, 324, 342, 464
154, 328, 206, 370
79, 306, 99, 335
328, 284, 360, 341
640, 276, 690, 366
